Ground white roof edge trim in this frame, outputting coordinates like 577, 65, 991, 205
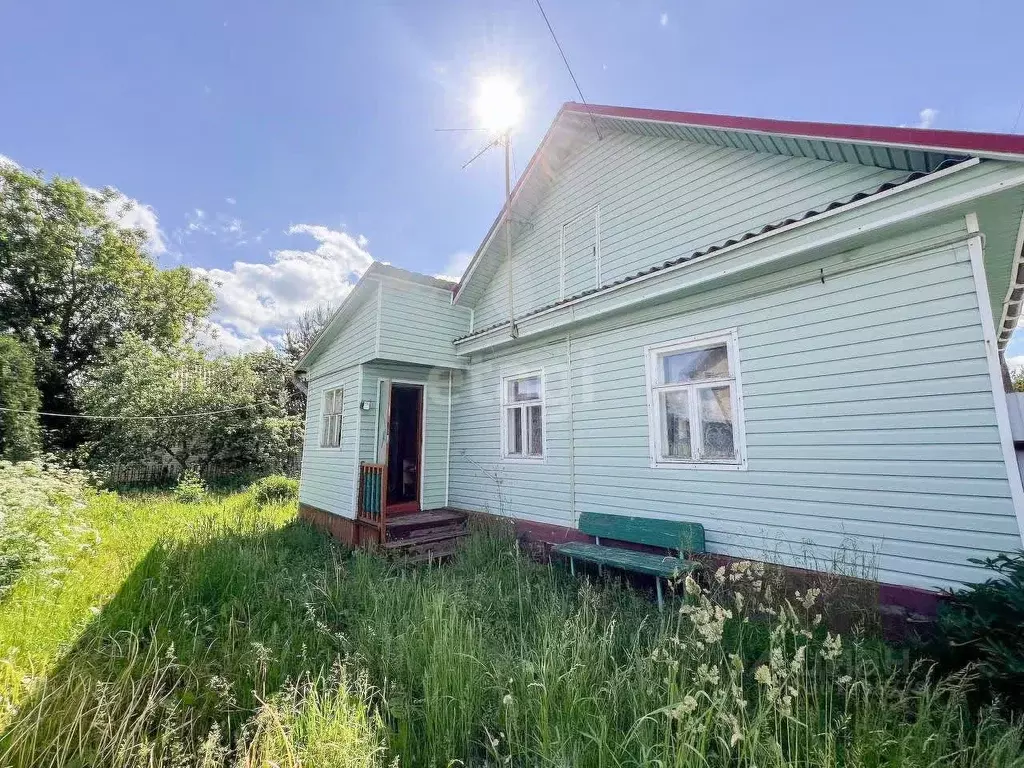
998, 206, 1024, 350
293, 277, 379, 373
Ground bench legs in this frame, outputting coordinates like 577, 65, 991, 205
570, 557, 575, 577
656, 577, 664, 612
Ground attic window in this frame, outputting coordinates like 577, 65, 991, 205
559, 206, 600, 299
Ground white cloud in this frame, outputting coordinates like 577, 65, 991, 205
1006, 355, 1024, 372
176, 208, 250, 247
0, 152, 167, 256
225, 197, 237, 205
659, 12, 669, 26
192, 224, 373, 355
439, 250, 473, 282
916, 108, 938, 129
104, 193, 168, 255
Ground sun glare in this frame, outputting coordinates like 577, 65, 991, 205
474, 75, 523, 135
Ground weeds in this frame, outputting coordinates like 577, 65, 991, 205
0, 485, 1020, 766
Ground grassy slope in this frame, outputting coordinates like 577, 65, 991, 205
0, 491, 1021, 767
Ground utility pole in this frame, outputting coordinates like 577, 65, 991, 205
504, 133, 515, 338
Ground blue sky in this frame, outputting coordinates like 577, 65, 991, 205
2, 0, 1023, 353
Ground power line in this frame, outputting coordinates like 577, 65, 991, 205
0, 403, 271, 421
533, 0, 602, 140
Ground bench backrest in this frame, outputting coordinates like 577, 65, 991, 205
579, 512, 705, 554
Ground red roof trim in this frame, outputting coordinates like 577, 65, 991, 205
565, 102, 1024, 159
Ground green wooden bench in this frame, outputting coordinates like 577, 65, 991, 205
553, 512, 705, 609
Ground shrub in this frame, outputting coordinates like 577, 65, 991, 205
249, 474, 299, 506
0, 458, 96, 595
0, 337, 42, 461
933, 551, 1024, 711
172, 469, 207, 504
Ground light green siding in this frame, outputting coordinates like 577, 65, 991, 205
306, 289, 378, 379
298, 364, 362, 517
377, 279, 471, 369
449, 224, 1022, 589
471, 132, 905, 329
448, 339, 573, 526
360, 362, 452, 510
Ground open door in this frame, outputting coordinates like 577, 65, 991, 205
382, 382, 423, 514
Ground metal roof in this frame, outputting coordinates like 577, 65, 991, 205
453, 159, 965, 344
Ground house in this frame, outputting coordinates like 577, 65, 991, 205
294, 102, 1024, 596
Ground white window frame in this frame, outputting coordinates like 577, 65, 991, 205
319, 387, 343, 448
499, 369, 546, 462
644, 329, 747, 471
559, 205, 601, 300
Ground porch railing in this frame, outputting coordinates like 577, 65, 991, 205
357, 462, 387, 539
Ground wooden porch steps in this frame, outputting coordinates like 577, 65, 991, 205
384, 508, 468, 562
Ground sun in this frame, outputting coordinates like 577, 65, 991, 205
474, 75, 523, 135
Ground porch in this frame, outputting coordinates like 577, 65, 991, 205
356, 462, 467, 559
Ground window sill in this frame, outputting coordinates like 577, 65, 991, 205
651, 459, 746, 471
501, 455, 546, 464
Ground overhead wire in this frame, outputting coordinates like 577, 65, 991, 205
0, 403, 272, 420
533, 0, 602, 140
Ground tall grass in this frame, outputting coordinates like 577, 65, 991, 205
0, 490, 1021, 766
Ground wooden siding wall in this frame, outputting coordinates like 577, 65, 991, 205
472, 132, 905, 329
359, 362, 452, 510
377, 279, 471, 369
306, 289, 379, 378
448, 339, 573, 524
450, 224, 1023, 590
298, 364, 361, 518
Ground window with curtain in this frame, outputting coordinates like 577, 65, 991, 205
501, 372, 544, 459
645, 332, 744, 467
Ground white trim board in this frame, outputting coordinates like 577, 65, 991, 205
966, 212, 1024, 546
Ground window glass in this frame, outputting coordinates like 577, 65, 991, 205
699, 386, 734, 459
527, 404, 543, 455
507, 407, 523, 455
661, 344, 729, 384
508, 376, 541, 402
660, 390, 692, 459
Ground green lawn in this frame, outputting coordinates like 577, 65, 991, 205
0, 489, 1021, 767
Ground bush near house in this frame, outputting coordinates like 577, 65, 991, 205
249, 473, 299, 506
0, 472, 1021, 766
932, 550, 1024, 713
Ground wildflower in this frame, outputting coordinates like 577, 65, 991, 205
754, 665, 772, 686
684, 575, 701, 596
671, 695, 698, 718
502, 693, 513, 707
838, 675, 852, 686
801, 587, 821, 609
821, 632, 842, 661
714, 566, 726, 584
696, 662, 720, 686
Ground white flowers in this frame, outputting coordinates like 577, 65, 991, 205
821, 632, 843, 661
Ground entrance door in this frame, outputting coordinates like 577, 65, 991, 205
385, 383, 423, 513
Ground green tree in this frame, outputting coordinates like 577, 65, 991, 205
0, 166, 214, 445
0, 336, 42, 459
80, 338, 301, 475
